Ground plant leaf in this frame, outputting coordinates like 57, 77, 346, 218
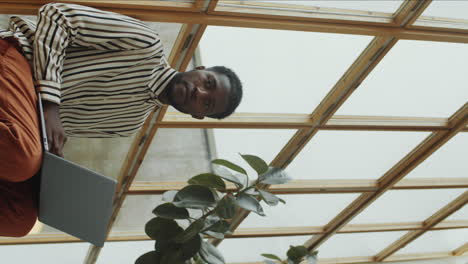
145, 217, 183, 241
279, 197, 286, 204
235, 193, 265, 216
174, 219, 205, 243
216, 194, 237, 219
306, 254, 318, 264
162, 190, 178, 202
258, 190, 281, 206
259, 167, 292, 185
180, 234, 202, 260
203, 230, 225, 239
212, 159, 247, 175
263, 260, 277, 264
261, 254, 282, 262
173, 185, 216, 209
245, 188, 259, 196
200, 240, 225, 264
153, 203, 190, 219
287, 246, 308, 263
135, 251, 161, 264
160, 250, 185, 264
215, 167, 244, 189
188, 173, 227, 192
203, 215, 221, 229
240, 154, 269, 175
206, 220, 231, 234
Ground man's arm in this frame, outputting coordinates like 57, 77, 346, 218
34, 3, 160, 155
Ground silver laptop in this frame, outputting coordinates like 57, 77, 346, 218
37, 95, 117, 247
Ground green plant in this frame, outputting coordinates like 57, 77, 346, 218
262, 246, 318, 264
136, 154, 292, 264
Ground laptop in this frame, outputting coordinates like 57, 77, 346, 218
37, 95, 117, 247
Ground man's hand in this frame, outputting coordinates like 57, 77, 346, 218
43, 101, 67, 157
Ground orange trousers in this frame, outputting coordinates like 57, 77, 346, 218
0, 38, 43, 237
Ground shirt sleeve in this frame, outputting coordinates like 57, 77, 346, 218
34, 3, 160, 105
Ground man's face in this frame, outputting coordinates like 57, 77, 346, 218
167, 67, 231, 119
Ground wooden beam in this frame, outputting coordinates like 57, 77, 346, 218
2, 1, 468, 43
210, 0, 431, 248
230, 251, 454, 264
304, 103, 468, 251
3, 220, 466, 245
126, 178, 468, 195
271, 36, 397, 169
82, 3, 213, 263
159, 112, 468, 132
3, 0, 199, 11
375, 191, 468, 261
393, 0, 432, 26
412, 16, 468, 33
214, 0, 394, 25
453, 242, 468, 256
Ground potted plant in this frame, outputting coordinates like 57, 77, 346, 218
136, 154, 316, 264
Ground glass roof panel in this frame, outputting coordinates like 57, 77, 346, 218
349, 189, 467, 224
65, 137, 134, 181
97, 241, 155, 264
238, 193, 360, 228
406, 133, 468, 179
318, 231, 407, 258
336, 40, 468, 117
421, 1, 468, 20
287, 131, 429, 180
200, 26, 372, 114
112, 195, 163, 232
213, 129, 296, 176
396, 229, 468, 254
135, 129, 212, 182
145, 22, 183, 56
218, 236, 310, 263
253, 1, 403, 13
0, 243, 89, 263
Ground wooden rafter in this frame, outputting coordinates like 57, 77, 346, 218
1, 0, 199, 11
82, 2, 215, 263
0, 1, 463, 263
1, 1, 468, 43
159, 112, 468, 132
214, 0, 394, 25
375, 191, 468, 261
210, 0, 430, 248
230, 251, 455, 264
2, 220, 466, 246
304, 103, 468, 251
453, 242, 468, 256
126, 178, 468, 195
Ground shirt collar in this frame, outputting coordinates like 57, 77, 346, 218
150, 67, 178, 106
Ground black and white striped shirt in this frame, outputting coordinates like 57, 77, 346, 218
0, 3, 177, 137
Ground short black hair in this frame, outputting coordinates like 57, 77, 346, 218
207, 66, 243, 119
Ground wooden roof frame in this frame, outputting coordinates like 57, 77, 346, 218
126, 178, 468, 195
2, 219, 467, 245
0, 0, 466, 263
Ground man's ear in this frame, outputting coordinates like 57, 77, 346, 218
195, 66, 206, 70
191, 114, 205, 120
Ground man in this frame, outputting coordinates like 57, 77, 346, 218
0, 3, 242, 237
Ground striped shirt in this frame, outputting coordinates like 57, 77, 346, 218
0, 3, 177, 137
